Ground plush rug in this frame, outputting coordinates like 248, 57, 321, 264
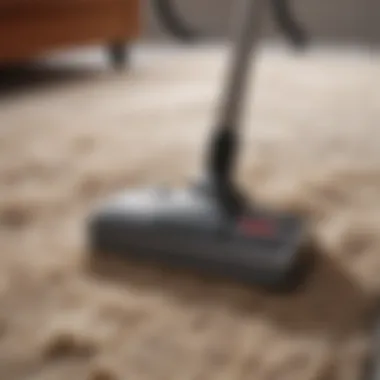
0, 45, 379, 380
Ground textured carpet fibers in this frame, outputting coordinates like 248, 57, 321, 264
0, 45, 379, 380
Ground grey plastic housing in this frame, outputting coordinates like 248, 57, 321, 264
88, 184, 307, 288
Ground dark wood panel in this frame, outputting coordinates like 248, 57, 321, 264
0, 0, 140, 63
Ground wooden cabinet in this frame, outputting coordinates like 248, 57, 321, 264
0, 0, 140, 65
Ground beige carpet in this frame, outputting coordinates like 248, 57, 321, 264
0, 45, 379, 380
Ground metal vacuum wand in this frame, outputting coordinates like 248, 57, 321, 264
219, 0, 267, 129
207, 0, 267, 198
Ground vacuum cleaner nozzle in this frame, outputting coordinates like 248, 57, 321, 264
88, 175, 310, 290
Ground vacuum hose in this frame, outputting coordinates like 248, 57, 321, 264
271, 0, 307, 48
153, 0, 200, 42
153, 0, 308, 48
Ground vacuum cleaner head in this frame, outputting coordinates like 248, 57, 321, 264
88, 178, 309, 289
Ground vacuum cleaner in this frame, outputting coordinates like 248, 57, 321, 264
87, 0, 312, 290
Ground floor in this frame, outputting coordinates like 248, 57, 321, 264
0, 44, 379, 380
